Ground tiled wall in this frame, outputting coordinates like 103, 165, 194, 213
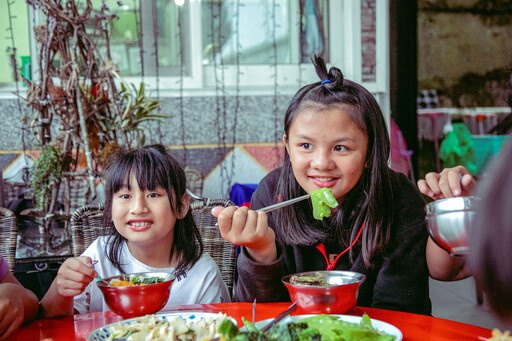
0, 94, 291, 200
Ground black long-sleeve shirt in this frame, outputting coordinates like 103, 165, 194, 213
236, 167, 431, 315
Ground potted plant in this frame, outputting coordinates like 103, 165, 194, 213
22, 0, 167, 228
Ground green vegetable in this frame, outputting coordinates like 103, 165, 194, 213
130, 275, 142, 285
310, 188, 338, 220
125, 275, 165, 285
297, 314, 395, 341
219, 314, 395, 341
219, 319, 239, 339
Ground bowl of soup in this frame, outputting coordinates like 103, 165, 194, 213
97, 272, 174, 319
282, 270, 365, 314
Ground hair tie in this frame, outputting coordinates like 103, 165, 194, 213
321, 79, 332, 85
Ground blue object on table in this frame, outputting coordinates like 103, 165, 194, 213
472, 134, 510, 173
230, 183, 258, 207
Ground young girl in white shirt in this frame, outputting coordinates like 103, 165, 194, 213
41, 144, 230, 317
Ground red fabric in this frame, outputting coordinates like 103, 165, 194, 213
390, 119, 412, 177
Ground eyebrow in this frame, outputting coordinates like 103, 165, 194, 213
294, 134, 355, 143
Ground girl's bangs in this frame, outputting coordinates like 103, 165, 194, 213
111, 155, 169, 193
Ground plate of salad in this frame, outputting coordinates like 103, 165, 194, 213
220, 313, 402, 341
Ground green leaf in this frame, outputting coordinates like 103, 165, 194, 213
310, 188, 338, 220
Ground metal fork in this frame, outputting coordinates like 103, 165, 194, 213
261, 301, 297, 332
255, 194, 310, 213
215, 194, 311, 227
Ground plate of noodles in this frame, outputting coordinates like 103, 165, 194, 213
87, 312, 234, 341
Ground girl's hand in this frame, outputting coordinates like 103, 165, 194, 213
212, 206, 277, 264
0, 283, 30, 340
417, 165, 476, 200
54, 257, 98, 297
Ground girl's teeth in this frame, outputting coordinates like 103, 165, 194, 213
316, 178, 333, 182
131, 222, 150, 227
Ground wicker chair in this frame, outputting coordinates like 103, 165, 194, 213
69, 203, 109, 257
0, 207, 18, 272
189, 197, 237, 297
69, 198, 237, 297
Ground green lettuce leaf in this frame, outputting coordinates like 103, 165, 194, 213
310, 188, 338, 220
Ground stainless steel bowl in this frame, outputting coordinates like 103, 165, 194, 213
425, 196, 480, 256
282, 270, 365, 314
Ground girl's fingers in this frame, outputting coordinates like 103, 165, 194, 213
417, 179, 435, 199
442, 170, 462, 197
211, 206, 225, 218
59, 258, 97, 282
229, 206, 251, 238
424, 172, 443, 198
0, 314, 22, 341
460, 174, 476, 194
216, 206, 239, 235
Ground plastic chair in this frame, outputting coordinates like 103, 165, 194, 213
69, 203, 109, 257
189, 197, 237, 298
0, 207, 18, 272
390, 118, 415, 182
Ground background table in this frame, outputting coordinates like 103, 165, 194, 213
11, 302, 493, 340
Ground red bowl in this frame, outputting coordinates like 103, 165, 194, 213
282, 270, 365, 314
97, 272, 174, 319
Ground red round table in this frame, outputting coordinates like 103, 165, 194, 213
10, 302, 493, 340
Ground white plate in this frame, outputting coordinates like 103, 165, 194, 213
251, 314, 403, 341
87, 312, 234, 341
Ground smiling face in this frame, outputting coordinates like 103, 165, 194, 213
112, 172, 181, 252
284, 104, 368, 204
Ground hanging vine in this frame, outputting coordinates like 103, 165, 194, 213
230, 0, 241, 184
210, 0, 233, 198
150, 0, 163, 144
177, 2, 187, 166
133, 0, 143, 80
6, 0, 32, 176
271, 0, 282, 166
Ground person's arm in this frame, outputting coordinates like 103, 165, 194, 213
426, 237, 470, 281
0, 271, 39, 340
417, 165, 476, 200
235, 244, 290, 302
213, 205, 277, 264
39, 257, 98, 318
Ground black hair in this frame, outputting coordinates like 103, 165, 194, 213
102, 144, 203, 275
274, 56, 393, 266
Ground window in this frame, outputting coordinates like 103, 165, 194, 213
2, 0, 388, 96
0, 1, 30, 85
98, 0, 388, 92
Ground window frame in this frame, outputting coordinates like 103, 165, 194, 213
6, 0, 389, 114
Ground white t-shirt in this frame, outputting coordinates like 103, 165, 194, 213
74, 236, 231, 314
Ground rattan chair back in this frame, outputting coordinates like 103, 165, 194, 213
69, 198, 237, 297
0, 207, 17, 272
190, 197, 237, 297
70, 203, 109, 257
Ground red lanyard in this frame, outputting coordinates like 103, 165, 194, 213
315, 221, 365, 271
